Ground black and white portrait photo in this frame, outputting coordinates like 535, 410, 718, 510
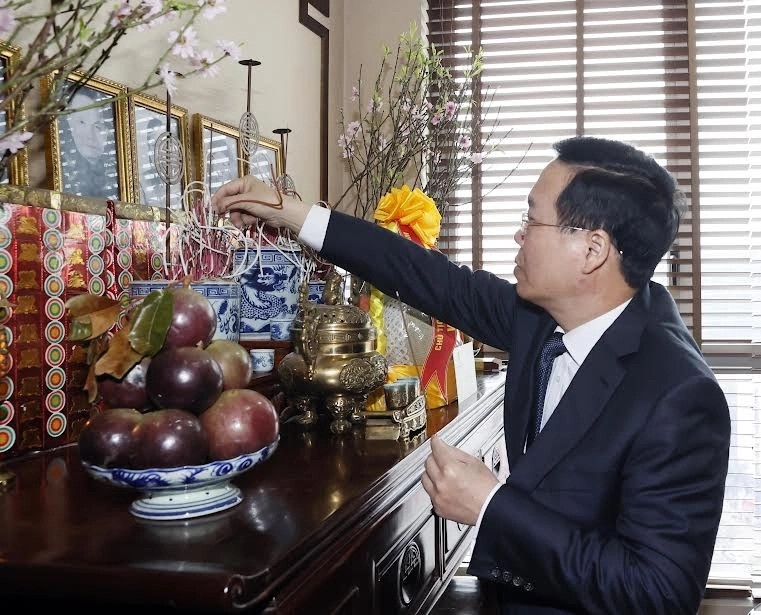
57, 83, 121, 199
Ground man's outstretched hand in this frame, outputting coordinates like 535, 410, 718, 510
422, 435, 500, 526
211, 175, 309, 234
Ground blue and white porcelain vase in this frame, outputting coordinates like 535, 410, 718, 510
233, 246, 302, 340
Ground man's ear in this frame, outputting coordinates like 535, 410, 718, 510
581, 230, 613, 274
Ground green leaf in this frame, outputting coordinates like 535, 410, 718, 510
128, 289, 173, 356
68, 317, 93, 341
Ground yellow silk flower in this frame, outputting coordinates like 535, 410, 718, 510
373, 185, 441, 247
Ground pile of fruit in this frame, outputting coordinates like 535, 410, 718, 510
70, 283, 279, 469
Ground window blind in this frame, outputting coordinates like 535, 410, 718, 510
428, 0, 760, 588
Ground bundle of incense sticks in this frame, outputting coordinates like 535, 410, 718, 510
162, 181, 246, 281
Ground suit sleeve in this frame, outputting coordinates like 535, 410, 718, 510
319, 210, 518, 351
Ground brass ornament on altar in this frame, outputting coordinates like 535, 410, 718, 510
277, 272, 388, 434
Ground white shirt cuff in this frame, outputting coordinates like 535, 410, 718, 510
474, 482, 502, 536
297, 204, 332, 252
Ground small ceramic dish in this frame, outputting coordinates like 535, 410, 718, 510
81, 437, 279, 521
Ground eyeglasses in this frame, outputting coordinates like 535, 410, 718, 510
520, 211, 588, 236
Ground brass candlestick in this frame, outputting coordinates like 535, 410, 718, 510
273, 127, 298, 197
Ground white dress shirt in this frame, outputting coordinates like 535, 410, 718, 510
297, 204, 331, 251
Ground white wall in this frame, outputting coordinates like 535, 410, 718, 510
15, 0, 428, 206
332, 0, 427, 213
19, 1, 323, 201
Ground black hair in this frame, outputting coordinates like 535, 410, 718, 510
552, 136, 685, 289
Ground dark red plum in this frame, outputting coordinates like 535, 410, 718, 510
97, 357, 153, 412
131, 408, 208, 469
164, 287, 217, 349
205, 340, 253, 390
200, 389, 279, 461
146, 346, 224, 414
78, 407, 144, 468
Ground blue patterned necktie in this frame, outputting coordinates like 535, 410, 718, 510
528, 332, 567, 447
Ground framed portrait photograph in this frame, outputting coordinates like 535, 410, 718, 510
129, 92, 190, 210
0, 41, 29, 186
248, 135, 282, 184
193, 114, 244, 196
42, 72, 131, 201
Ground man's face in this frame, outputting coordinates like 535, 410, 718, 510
513, 160, 589, 309
66, 93, 106, 161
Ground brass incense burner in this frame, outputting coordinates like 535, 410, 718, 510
277, 272, 388, 434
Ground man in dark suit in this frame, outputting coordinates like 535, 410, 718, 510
212, 136, 730, 614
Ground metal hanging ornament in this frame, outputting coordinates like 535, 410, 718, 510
238, 59, 261, 158
154, 84, 184, 188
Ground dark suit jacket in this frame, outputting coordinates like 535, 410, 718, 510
319, 211, 731, 615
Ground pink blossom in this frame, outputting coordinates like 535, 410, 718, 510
351, 86, 359, 102
139, 0, 163, 20
109, 2, 133, 28
470, 152, 483, 164
216, 39, 242, 61
367, 97, 382, 114
457, 135, 472, 150
346, 121, 361, 138
200, 0, 227, 20
338, 134, 353, 158
169, 27, 198, 60
444, 101, 457, 118
0, 131, 33, 154
0, 6, 17, 37
431, 113, 443, 126
159, 63, 178, 95
192, 49, 219, 78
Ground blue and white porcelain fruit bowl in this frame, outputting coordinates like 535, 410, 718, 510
81, 438, 279, 521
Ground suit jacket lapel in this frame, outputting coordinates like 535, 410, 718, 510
508, 290, 648, 492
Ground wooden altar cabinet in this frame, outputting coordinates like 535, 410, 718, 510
0, 372, 506, 614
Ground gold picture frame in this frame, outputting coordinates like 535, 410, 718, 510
42, 72, 132, 201
129, 91, 190, 210
0, 41, 29, 186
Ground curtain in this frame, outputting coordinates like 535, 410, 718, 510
427, 0, 761, 590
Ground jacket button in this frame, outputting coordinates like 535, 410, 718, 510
502, 571, 513, 583
512, 576, 524, 587
524, 582, 534, 592
491, 567, 500, 579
